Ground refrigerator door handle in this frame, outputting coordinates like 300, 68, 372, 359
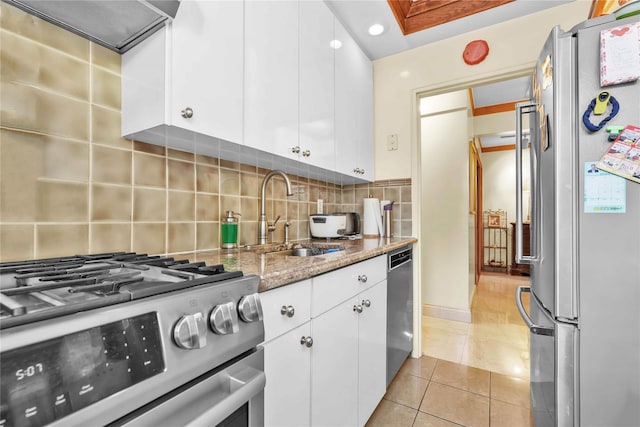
516, 286, 554, 336
515, 102, 537, 264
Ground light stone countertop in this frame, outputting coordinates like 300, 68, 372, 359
194, 237, 417, 292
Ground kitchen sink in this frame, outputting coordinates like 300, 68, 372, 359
264, 244, 344, 257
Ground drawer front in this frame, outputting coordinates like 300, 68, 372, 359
261, 279, 312, 342
312, 255, 386, 318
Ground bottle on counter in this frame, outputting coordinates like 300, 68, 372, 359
221, 211, 241, 249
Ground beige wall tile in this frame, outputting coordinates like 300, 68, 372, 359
368, 187, 384, 200
168, 159, 194, 191
240, 197, 259, 222
1, 80, 89, 141
286, 200, 300, 221
197, 164, 219, 194
220, 159, 240, 170
133, 188, 166, 222
196, 222, 218, 251
0, 224, 34, 261
401, 185, 412, 202
91, 43, 120, 73
220, 196, 240, 218
92, 184, 131, 221
220, 168, 239, 195
1, 130, 42, 222
92, 105, 131, 149
240, 173, 260, 197
134, 152, 165, 187
384, 187, 401, 202
401, 203, 412, 220
168, 148, 194, 162
93, 145, 132, 184
168, 222, 195, 253
92, 67, 120, 109
37, 181, 88, 222
37, 224, 88, 258
133, 223, 165, 255
0, 3, 90, 59
197, 194, 219, 222
239, 221, 257, 246
196, 154, 218, 166
134, 141, 165, 156
91, 223, 131, 253
168, 191, 195, 221
42, 138, 89, 182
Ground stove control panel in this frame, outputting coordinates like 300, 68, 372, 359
173, 312, 207, 349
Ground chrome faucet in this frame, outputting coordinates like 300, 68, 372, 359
258, 170, 293, 245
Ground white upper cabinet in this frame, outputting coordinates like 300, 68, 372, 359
334, 19, 374, 181
298, 1, 335, 171
122, 0, 244, 146
244, 1, 299, 156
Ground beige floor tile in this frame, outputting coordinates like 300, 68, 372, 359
365, 399, 417, 427
420, 382, 489, 427
385, 373, 429, 409
421, 328, 466, 363
489, 400, 534, 427
423, 316, 470, 335
413, 412, 460, 427
460, 335, 529, 379
490, 372, 531, 408
431, 360, 490, 396
398, 356, 437, 380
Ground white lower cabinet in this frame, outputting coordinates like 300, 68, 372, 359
262, 256, 387, 427
263, 322, 312, 427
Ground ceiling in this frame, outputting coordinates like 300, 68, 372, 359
326, 0, 577, 60
327, 0, 553, 150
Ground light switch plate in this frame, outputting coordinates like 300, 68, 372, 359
387, 134, 398, 151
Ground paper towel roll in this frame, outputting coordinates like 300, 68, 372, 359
363, 198, 382, 237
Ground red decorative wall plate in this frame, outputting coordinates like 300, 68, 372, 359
463, 40, 489, 65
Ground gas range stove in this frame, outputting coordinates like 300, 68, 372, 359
0, 252, 244, 329
0, 252, 265, 427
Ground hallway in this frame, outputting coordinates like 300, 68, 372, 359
367, 273, 532, 426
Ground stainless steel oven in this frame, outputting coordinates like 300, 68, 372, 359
0, 252, 265, 427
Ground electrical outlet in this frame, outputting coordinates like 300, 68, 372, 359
387, 134, 398, 151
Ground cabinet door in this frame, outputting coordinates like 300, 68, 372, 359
311, 300, 358, 427
334, 19, 373, 180
264, 322, 311, 427
170, 0, 244, 143
357, 281, 388, 427
299, 1, 334, 171
261, 279, 311, 343
244, 1, 299, 156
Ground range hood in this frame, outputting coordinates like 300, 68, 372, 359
3, 0, 180, 54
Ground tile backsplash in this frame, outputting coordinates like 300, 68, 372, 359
0, 3, 412, 262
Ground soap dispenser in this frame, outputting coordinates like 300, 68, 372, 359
221, 211, 240, 249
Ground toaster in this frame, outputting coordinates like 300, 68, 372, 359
309, 213, 360, 238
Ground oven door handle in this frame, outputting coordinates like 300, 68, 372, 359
186, 366, 266, 427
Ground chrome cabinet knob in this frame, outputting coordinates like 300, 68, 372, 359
300, 336, 313, 348
280, 305, 295, 318
358, 274, 368, 283
238, 293, 264, 323
353, 168, 360, 174
353, 305, 363, 313
173, 312, 207, 349
362, 299, 371, 308
181, 107, 193, 118
360, 169, 365, 175
291, 146, 301, 154
209, 302, 239, 335
302, 150, 311, 157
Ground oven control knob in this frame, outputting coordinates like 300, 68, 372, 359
210, 302, 239, 335
238, 293, 263, 323
173, 312, 207, 349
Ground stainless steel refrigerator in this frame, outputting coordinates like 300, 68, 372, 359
514, 13, 640, 427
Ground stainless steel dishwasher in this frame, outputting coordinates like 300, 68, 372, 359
386, 246, 413, 386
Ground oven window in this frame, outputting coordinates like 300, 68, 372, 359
217, 402, 248, 427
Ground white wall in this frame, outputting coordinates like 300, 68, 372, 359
373, 1, 590, 180
420, 90, 472, 312
480, 148, 530, 266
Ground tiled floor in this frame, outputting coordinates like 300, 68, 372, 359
366, 273, 533, 427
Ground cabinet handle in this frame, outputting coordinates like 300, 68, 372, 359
362, 299, 371, 308
358, 275, 368, 283
302, 150, 311, 157
291, 146, 300, 154
360, 169, 365, 175
280, 305, 295, 318
353, 305, 363, 314
300, 336, 313, 348
181, 107, 193, 119
353, 168, 360, 174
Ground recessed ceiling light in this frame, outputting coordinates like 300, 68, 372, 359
329, 39, 342, 49
368, 24, 384, 36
